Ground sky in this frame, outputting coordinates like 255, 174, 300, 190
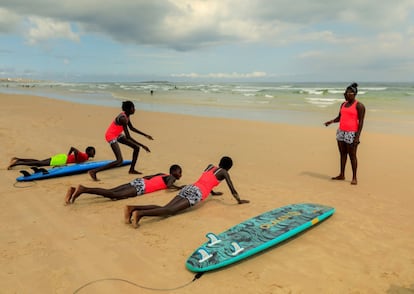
0, 0, 414, 83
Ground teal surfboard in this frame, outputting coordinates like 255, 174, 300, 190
16, 160, 132, 182
186, 203, 335, 272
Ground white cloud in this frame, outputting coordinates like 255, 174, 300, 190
1, 0, 414, 81
25, 16, 80, 45
2, 0, 413, 49
0, 8, 21, 33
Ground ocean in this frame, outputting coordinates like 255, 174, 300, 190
1, 81, 413, 136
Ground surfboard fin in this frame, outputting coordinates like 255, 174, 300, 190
197, 248, 213, 263
19, 170, 31, 177
31, 167, 49, 174
206, 233, 222, 247
230, 241, 244, 256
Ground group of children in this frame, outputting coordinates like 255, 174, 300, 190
65, 156, 248, 228
8, 100, 250, 228
9, 81, 363, 227
84, 100, 249, 228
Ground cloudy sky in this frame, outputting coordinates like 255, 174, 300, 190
1, 0, 414, 82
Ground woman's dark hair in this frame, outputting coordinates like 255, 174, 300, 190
219, 156, 233, 170
346, 82, 358, 95
122, 101, 135, 112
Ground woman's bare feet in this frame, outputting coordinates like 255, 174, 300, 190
131, 210, 142, 228
64, 187, 76, 205
331, 175, 345, 180
70, 185, 85, 203
124, 206, 134, 224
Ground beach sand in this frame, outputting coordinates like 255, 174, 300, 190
0, 93, 413, 293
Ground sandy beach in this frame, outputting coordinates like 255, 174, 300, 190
1, 93, 413, 293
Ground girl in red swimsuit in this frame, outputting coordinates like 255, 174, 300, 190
124, 156, 249, 228
89, 101, 153, 181
65, 165, 183, 204
324, 83, 366, 185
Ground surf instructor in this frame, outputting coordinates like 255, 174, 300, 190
324, 83, 366, 185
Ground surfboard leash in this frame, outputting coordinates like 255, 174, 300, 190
13, 180, 37, 188
72, 272, 205, 293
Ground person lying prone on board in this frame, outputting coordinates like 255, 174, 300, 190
7, 146, 96, 169
124, 156, 250, 228
64, 164, 183, 205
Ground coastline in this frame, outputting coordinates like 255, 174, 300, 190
1, 81, 413, 137
1, 93, 413, 293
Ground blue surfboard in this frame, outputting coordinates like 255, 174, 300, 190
186, 203, 335, 272
16, 160, 132, 182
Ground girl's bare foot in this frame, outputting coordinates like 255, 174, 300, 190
124, 206, 134, 224
64, 187, 76, 205
331, 175, 345, 180
7, 157, 18, 170
88, 170, 99, 181
129, 170, 142, 175
131, 211, 142, 228
351, 179, 358, 185
70, 185, 85, 203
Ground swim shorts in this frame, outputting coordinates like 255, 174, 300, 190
178, 185, 202, 206
336, 129, 356, 144
108, 134, 125, 145
130, 178, 146, 196
50, 154, 68, 166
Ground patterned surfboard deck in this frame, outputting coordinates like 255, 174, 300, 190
186, 203, 335, 272
16, 160, 132, 182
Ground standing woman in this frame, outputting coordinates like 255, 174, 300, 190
89, 101, 153, 181
324, 83, 366, 185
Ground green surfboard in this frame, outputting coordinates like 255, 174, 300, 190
186, 203, 335, 272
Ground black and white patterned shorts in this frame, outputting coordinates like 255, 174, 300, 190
336, 129, 356, 144
178, 185, 202, 206
108, 134, 125, 145
130, 178, 146, 196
